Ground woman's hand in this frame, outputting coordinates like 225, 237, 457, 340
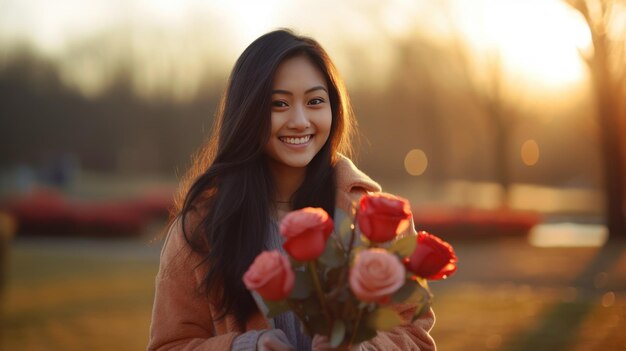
312, 335, 361, 351
257, 329, 295, 351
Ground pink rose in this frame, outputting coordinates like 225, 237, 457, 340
280, 207, 334, 261
243, 250, 295, 301
405, 231, 457, 280
349, 248, 406, 303
357, 193, 412, 243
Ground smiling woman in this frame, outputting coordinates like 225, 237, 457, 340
148, 29, 437, 351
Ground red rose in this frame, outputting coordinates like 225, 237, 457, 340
357, 193, 412, 243
280, 207, 334, 261
405, 231, 457, 280
243, 250, 295, 301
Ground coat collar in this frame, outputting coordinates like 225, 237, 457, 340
334, 153, 381, 194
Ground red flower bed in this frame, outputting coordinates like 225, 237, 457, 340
412, 207, 541, 239
0, 188, 173, 237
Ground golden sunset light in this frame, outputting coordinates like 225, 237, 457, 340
2, 1, 626, 350
449, 0, 592, 92
0, 0, 594, 101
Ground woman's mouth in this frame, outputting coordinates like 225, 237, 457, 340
279, 135, 312, 145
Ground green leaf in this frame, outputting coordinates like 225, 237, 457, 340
359, 235, 370, 247
330, 319, 346, 348
416, 282, 432, 304
412, 299, 432, 322
392, 280, 419, 303
288, 256, 305, 269
352, 244, 366, 256
389, 234, 417, 257
264, 300, 290, 318
366, 307, 403, 331
334, 208, 354, 249
324, 266, 343, 286
339, 216, 353, 238
289, 270, 313, 299
351, 319, 378, 344
414, 276, 429, 289
411, 282, 433, 322
319, 240, 344, 269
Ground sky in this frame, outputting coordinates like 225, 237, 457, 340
0, 0, 592, 101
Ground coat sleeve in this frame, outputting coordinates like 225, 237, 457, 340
360, 306, 436, 351
147, 217, 240, 350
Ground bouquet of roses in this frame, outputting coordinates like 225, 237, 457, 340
243, 193, 457, 348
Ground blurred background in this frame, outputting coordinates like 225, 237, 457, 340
1, 0, 625, 350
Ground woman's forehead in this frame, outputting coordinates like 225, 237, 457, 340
272, 55, 328, 92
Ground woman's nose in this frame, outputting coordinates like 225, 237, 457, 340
286, 105, 310, 130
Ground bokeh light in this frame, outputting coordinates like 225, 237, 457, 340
521, 139, 540, 166
404, 149, 428, 176
602, 292, 616, 307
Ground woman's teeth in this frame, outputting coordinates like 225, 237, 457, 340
280, 135, 311, 145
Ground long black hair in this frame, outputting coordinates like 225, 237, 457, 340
175, 29, 356, 328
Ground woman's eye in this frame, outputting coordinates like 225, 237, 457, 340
308, 98, 325, 105
272, 100, 288, 107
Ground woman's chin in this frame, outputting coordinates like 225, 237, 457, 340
268, 154, 315, 171
280, 158, 313, 169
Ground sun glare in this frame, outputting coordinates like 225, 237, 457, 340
455, 0, 592, 90
136, 0, 190, 25
1, 0, 595, 101
210, 0, 282, 48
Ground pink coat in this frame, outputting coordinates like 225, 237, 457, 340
148, 156, 436, 350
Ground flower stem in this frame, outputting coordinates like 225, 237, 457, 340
347, 207, 359, 255
349, 305, 365, 347
309, 260, 332, 332
287, 300, 314, 335
335, 207, 359, 291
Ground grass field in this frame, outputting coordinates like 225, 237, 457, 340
1, 238, 159, 351
1, 236, 625, 351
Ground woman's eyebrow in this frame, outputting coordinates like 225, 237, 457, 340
271, 86, 328, 95
305, 86, 328, 94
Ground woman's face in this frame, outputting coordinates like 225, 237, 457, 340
265, 55, 332, 171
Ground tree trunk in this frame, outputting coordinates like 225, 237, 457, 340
486, 99, 511, 208
595, 81, 626, 239
591, 33, 626, 240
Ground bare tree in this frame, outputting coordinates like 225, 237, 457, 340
566, 0, 626, 239
445, 26, 524, 208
